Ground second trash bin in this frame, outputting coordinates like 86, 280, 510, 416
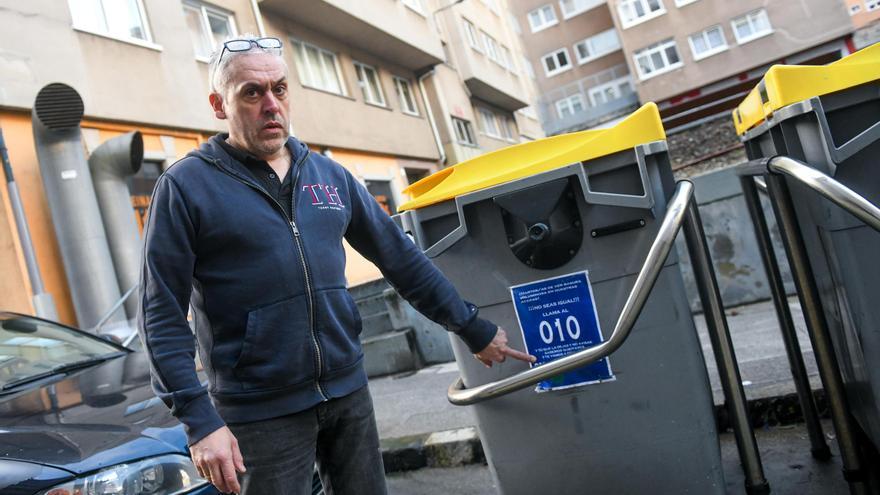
394, 103, 725, 494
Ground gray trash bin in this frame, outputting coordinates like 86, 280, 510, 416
735, 44, 880, 449
394, 104, 725, 494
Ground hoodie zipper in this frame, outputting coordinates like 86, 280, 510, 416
211, 151, 329, 401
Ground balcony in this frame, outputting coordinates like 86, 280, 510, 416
538, 64, 640, 135
258, 0, 444, 70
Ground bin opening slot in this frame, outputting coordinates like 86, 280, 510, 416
586, 161, 647, 198
494, 177, 583, 270
591, 218, 646, 238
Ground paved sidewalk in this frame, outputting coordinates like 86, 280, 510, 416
370, 296, 829, 472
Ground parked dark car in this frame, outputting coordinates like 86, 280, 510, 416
0, 311, 217, 495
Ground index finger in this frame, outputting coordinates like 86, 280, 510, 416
502, 346, 536, 363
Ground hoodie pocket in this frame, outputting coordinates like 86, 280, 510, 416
315, 288, 364, 372
235, 295, 314, 391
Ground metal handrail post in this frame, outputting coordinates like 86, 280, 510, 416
447, 180, 694, 405
740, 175, 830, 460
765, 172, 869, 494
681, 200, 770, 495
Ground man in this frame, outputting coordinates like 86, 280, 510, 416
138, 35, 534, 495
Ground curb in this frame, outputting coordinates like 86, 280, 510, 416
381, 389, 830, 474
382, 427, 484, 474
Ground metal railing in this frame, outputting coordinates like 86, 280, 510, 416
738, 155, 879, 493
447, 180, 692, 405
768, 156, 880, 232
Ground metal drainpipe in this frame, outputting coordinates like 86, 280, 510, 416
88, 131, 144, 320
0, 128, 58, 320
418, 69, 447, 166
31, 83, 124, 330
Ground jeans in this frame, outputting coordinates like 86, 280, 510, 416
227, 385, 388, 495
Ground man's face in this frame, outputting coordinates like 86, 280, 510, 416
211, 52, 290, 157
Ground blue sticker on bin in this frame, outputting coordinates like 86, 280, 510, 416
510, 271, 614, 392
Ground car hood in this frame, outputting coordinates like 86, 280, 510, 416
0, 350, 190, 474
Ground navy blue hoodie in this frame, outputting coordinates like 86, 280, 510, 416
138, 135, 497, 445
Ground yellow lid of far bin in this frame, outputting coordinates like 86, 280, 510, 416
733, 43, 880, 135
399, 102, 665, 211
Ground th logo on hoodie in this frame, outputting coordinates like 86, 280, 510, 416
302, 184, 345, 211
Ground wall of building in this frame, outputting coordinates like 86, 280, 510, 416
610, 0, 853, 103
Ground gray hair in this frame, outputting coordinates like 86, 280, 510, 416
208, 33, 286, 94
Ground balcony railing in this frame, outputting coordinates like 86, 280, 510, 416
537, 64, 641, 135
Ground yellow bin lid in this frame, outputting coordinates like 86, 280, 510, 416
733, 43, 880, 136
399, 102, 665, 211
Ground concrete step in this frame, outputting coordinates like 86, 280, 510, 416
349, 279, 390, 300
361, 312, 397, 339
362, 328, 418, 378
355, 292, 391, 319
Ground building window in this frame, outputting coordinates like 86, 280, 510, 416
452, 117, 477, 146
365, 180, 398, 215
183, 1, 235, 60
617, 0, 666, 29
501, 46, 516, 73
527, 4, 558, 32
481, 31, 504, 66
688, 25, 728, 60
633, 38, 682, 80
541, 48, 572, 77
574, 29, 621, 65
559, 0, 601, 19
523, 57, 536, 79
354, 62, 386, 107
478, 108, 500, 137
393, 77, 419, 115
292, 40, 345, 95
850, 4, 862, 14
68, 0, 154, 43
555, 94, 585, 118
401, 0, 424, 14
463, 19, 483, 52
588, 77, 633, 106
731, 9, 773, 44
868, 0, 880, 11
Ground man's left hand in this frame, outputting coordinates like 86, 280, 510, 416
474, 327, 536, 367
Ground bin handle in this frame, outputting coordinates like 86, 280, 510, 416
767, 156, 880, 232
447, 180, 695, 406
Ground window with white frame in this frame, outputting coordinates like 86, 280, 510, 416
183, 1, 235, 60
452, 117, 477, 146
500, 115, 516, 140
401, 0, 423, 14
850, 3, 862, 14
559, 0, 602, 19
574, 29, 621, 64
588, 77, 633, 106
501, 46, 516, 73
617, 0, 666, 29
868, 0, 880, 11
541, 48, 572, 77
688, 25, 727, 60
463, 19, 482, 52
292, 40, 346, 95
555, 94, 585, 119
674, 0, 698, 6
527, 4, 558, 32
393, 77, 419, 115
633, 38, 682, 79
68, 0, 154, 44
478, 108, 501, 137
481, 31, 503, 66
731, 9, 772, 44
354, 62, 386, 106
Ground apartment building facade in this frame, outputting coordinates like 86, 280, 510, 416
0, 0, 541, 326
607, 0, 855, 130
509, 0, 639, 135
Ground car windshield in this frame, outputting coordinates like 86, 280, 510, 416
0, 314, 123, 389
